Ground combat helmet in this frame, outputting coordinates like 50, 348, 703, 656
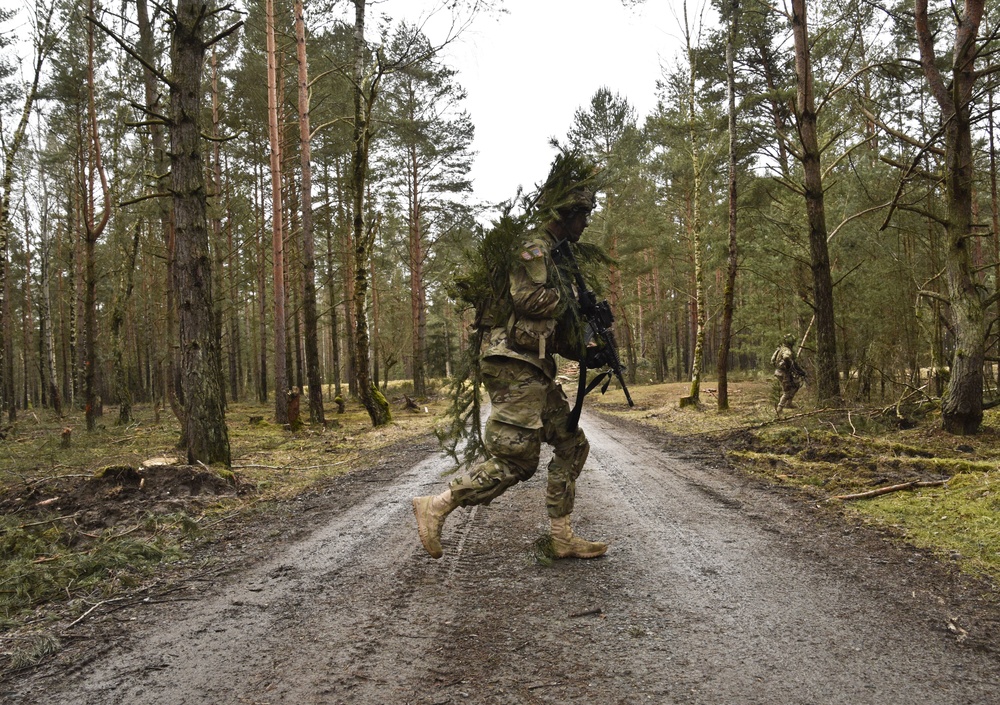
534, 148, 601, 221
782, 333, 796, 347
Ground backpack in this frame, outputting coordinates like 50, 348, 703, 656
450, 212, 526, 333
437, 210, 531, 472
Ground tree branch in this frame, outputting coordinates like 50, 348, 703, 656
87, 13, 172, 87
204, 21, 244, 49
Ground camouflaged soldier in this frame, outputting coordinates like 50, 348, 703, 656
772, 333, 806, 414
412, 153, 606, 561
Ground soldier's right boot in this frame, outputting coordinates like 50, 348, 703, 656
412, 489, 458, 559
549, 515, 607, 559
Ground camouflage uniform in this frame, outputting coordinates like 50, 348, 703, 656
772, 338, 804, 412
448, 228, 589, 519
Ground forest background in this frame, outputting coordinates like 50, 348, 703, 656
1, 0, 1000, 454
2, 0, 1000, 670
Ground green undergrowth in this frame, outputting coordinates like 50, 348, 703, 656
851, 472, 1000, 580
0, 512, 185, 625
724, 418, 1000, 581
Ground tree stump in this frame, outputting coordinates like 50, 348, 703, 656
287, 389, 303, 431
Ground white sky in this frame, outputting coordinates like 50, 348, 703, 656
0, 0, 697, 212
372, 0, 694, 211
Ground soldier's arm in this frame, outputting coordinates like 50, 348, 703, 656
509, 244, 562, 319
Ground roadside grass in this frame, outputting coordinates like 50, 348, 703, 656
858, 472, 1000, 581
588, 378, 1000, 586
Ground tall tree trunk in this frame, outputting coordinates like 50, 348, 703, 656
370, 246, 380, 390
137, 0, 184, 429
915, 0, 986, 433
337, 156, 357, 397
350, 0, 391, 426
255, 159, 268, 403
39, 210, 61, 416
84, 1, 111, 431
683, 9, 706, 405
112, 224, 141, 425
295, 0, 325, 424
408, 145, 426, 397
170, 0, 232, 465
22, 234, 35, 409
266, 0, 289, 424
989, 87, 1000, 390
323, 173, 342, 399
717, 0, 740, 411
790, 0, 840, 403
225, 153, 241, 402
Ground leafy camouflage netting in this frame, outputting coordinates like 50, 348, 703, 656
436, 149, 610, 473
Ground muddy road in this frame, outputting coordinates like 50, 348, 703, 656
9, 412, 1000, 704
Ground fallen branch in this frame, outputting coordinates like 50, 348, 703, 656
231, 461, 347, 471
828, 479, 947, 502
64, 597, 130, 629
569, 607, 603, 618
748, 407, 854, 430
19, 512, 83, 528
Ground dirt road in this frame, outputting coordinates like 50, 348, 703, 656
10, 412, 1000, 704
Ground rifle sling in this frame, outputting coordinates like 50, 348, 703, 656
567, 366, 613, 432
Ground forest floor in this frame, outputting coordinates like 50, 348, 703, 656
0, 378, 998, 703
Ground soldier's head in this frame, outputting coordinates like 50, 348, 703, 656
537, 149, 599, 242
782, 333, 796, 348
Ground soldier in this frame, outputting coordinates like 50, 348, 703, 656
772, 333, 806, 414
412, 153, 607, 560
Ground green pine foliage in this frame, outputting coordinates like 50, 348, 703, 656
437, 210, 525, 471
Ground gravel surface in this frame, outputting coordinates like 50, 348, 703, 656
8, 412, 1000, 704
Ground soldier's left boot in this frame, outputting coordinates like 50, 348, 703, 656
412, 489, 458, 559
549, 515, 607, 559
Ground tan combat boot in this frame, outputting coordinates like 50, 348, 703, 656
549, 515, 607, 559
412, 490, 458, 559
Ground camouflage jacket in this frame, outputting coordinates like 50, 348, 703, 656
483, 227, 579, 379
771, 344, 804, 378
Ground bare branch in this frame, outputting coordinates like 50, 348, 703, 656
859, 105, 946, 156
87, 13, 172, 87
918, 288, 951, 304
827, 202, 893, 243
204, 21, 244, 49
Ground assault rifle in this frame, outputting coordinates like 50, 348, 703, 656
554, 240, 634, 432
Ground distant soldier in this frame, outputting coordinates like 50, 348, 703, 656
772, 333, 806, 414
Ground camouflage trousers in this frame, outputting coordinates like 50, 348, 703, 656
775, 369, 802, 410
449, 358, 589, 518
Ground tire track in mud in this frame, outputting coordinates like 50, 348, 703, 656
580, 415, 1000, 704
10, 413, 1000, 705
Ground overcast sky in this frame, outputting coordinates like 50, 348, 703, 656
369, 0, 695, 212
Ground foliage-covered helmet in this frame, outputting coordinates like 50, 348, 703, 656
534, 148, 600, 219
782, 333, 796, 347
